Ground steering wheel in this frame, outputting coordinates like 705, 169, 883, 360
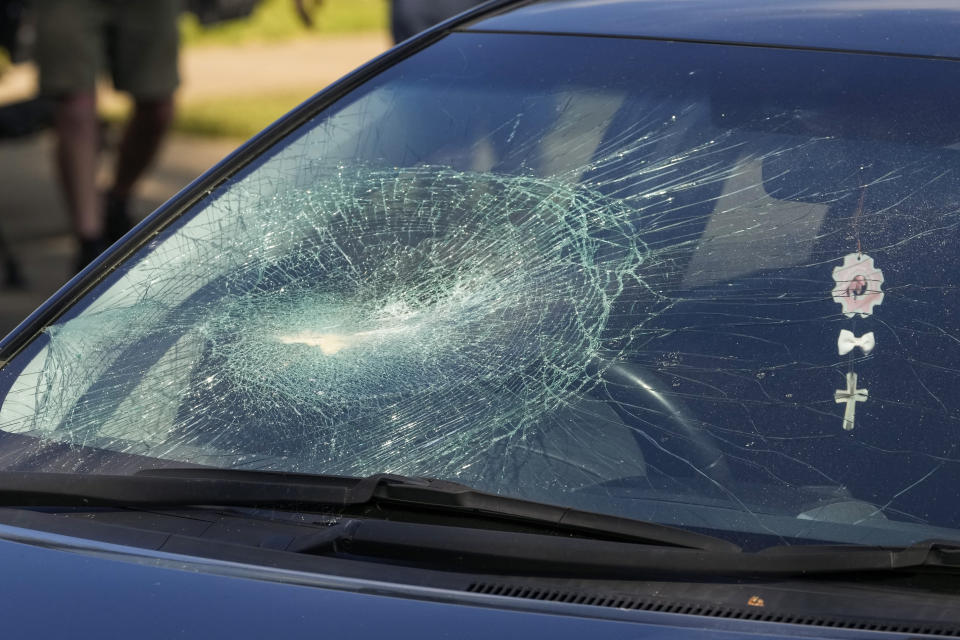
591, 358, 732, 485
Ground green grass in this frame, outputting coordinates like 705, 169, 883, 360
173, 90, 315, 138
181, 0, 388, 47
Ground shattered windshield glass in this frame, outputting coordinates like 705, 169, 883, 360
2, 33, 960, 547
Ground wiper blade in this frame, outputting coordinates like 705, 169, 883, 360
750, 539, 960, 574
0, 469, 739, 552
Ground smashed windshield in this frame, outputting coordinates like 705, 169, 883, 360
2, 33, 960, 548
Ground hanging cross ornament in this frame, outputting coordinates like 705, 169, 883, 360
835, 372, 868, 431
832, 253, 884, 318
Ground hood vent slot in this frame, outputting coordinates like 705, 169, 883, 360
466, 581, 958, 636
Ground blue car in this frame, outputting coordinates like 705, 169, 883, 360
2, 0, 960, 636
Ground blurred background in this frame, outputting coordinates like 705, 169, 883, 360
0, 0, 393, 336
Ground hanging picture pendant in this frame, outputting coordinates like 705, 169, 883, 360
831, 253, 884, 318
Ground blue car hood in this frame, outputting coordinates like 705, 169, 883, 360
0, 523, 923, 639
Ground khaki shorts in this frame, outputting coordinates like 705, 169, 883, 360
35, 0, 180, 100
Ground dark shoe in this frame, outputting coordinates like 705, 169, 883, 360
75, 237, 109, 274
104, 192, 133, 244
0, 227, 26, 288
3, 257, 25, 289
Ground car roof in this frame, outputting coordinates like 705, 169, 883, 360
466, 0, 960, 60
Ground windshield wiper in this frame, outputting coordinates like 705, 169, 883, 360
0, 469, 738, 552
2, 469, 957, 577
282, 522, 960, 578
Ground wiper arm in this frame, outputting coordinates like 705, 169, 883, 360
279, 524, 960, 579
0, 469, 739, 552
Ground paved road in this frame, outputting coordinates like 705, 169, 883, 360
0, 33, 389, 338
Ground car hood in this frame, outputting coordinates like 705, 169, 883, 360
0, 523, 927, 640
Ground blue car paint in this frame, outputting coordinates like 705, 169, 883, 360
0, 524, 921, 639
468, 0, 960, 60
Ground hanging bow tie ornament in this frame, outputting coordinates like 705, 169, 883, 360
837, 330, 875, 355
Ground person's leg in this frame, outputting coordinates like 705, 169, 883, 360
105, 0, 180, 242
390, 0, 419, 43
53, 92, 100, 241
391, 0, 484, 43
102, 97, 174, 242
34, 0, 105, 269
110, 97, 175, 202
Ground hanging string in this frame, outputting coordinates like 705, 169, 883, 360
854, 170, 867, 258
